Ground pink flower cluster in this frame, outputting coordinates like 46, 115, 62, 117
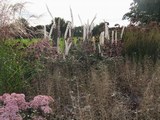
0, 93, 54, 120
30, 95, 54, 114
28, 40, 58, 60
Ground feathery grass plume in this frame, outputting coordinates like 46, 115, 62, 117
83, 25, 86, 41
46, 4, 54, 23
104, 22, 110, 40
111, 30, 114, 44
63, 7, 74, 57
120, 26, 125, 39
115, 30, 118, 44
46, 4, 56, 43
86, 15, 97, 40
64, 21, 72, 57
0, 0, 26, 26
98, 43, 101, 54
9, 19, 27, 39
57, 18, 61, 38
80, 15, 96, 41
89, 14, 96, 33
69, 25, 72, 38
86, 20, 90, 40
90, 14, 96, 27
57, 37, 61, 54
90, 23, 94, 34
11, 2, 27, 16
99, 31, 105, 45
78, 14, 83, 26
49, 23, 54, 40
64, 22, 70, 40
65, 38, 72, 56
0, 0, 27, 40
70, 7, 74, 28
56, 18, 61, 53
44, 25, 47, 39
92, 36, 96, 50
114, 24, 120, 44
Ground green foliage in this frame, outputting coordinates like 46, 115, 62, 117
0, 39, 40, 94
123, 0, 160, 24
5, 38, 39, 49
92, 22, 104, 36
58, 37, 79, 54
0, 42, 30, 94
46, 17, 68, 42
74, 26, 83, 37
58, 38, 65, 53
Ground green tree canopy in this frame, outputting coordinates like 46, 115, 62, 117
92, 22, 104, 36
123, 0, 160, 24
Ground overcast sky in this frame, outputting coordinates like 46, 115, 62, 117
11, 0, 132, 27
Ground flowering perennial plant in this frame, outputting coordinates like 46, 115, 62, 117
0, 93, 54, 120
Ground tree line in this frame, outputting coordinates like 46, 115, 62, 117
1, 0, 160, 40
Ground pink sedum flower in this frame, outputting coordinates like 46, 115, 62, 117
0, 93, 21, 120
30, 95, 54, 113
0, 93, 54, 119
41, 106, 52, 114
0, 108, 4, 114
11, 93, 29, 110
32, 115, 45, 120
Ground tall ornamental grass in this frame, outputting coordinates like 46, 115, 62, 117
123, 25, 160, 63
0, 41, 33, 94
